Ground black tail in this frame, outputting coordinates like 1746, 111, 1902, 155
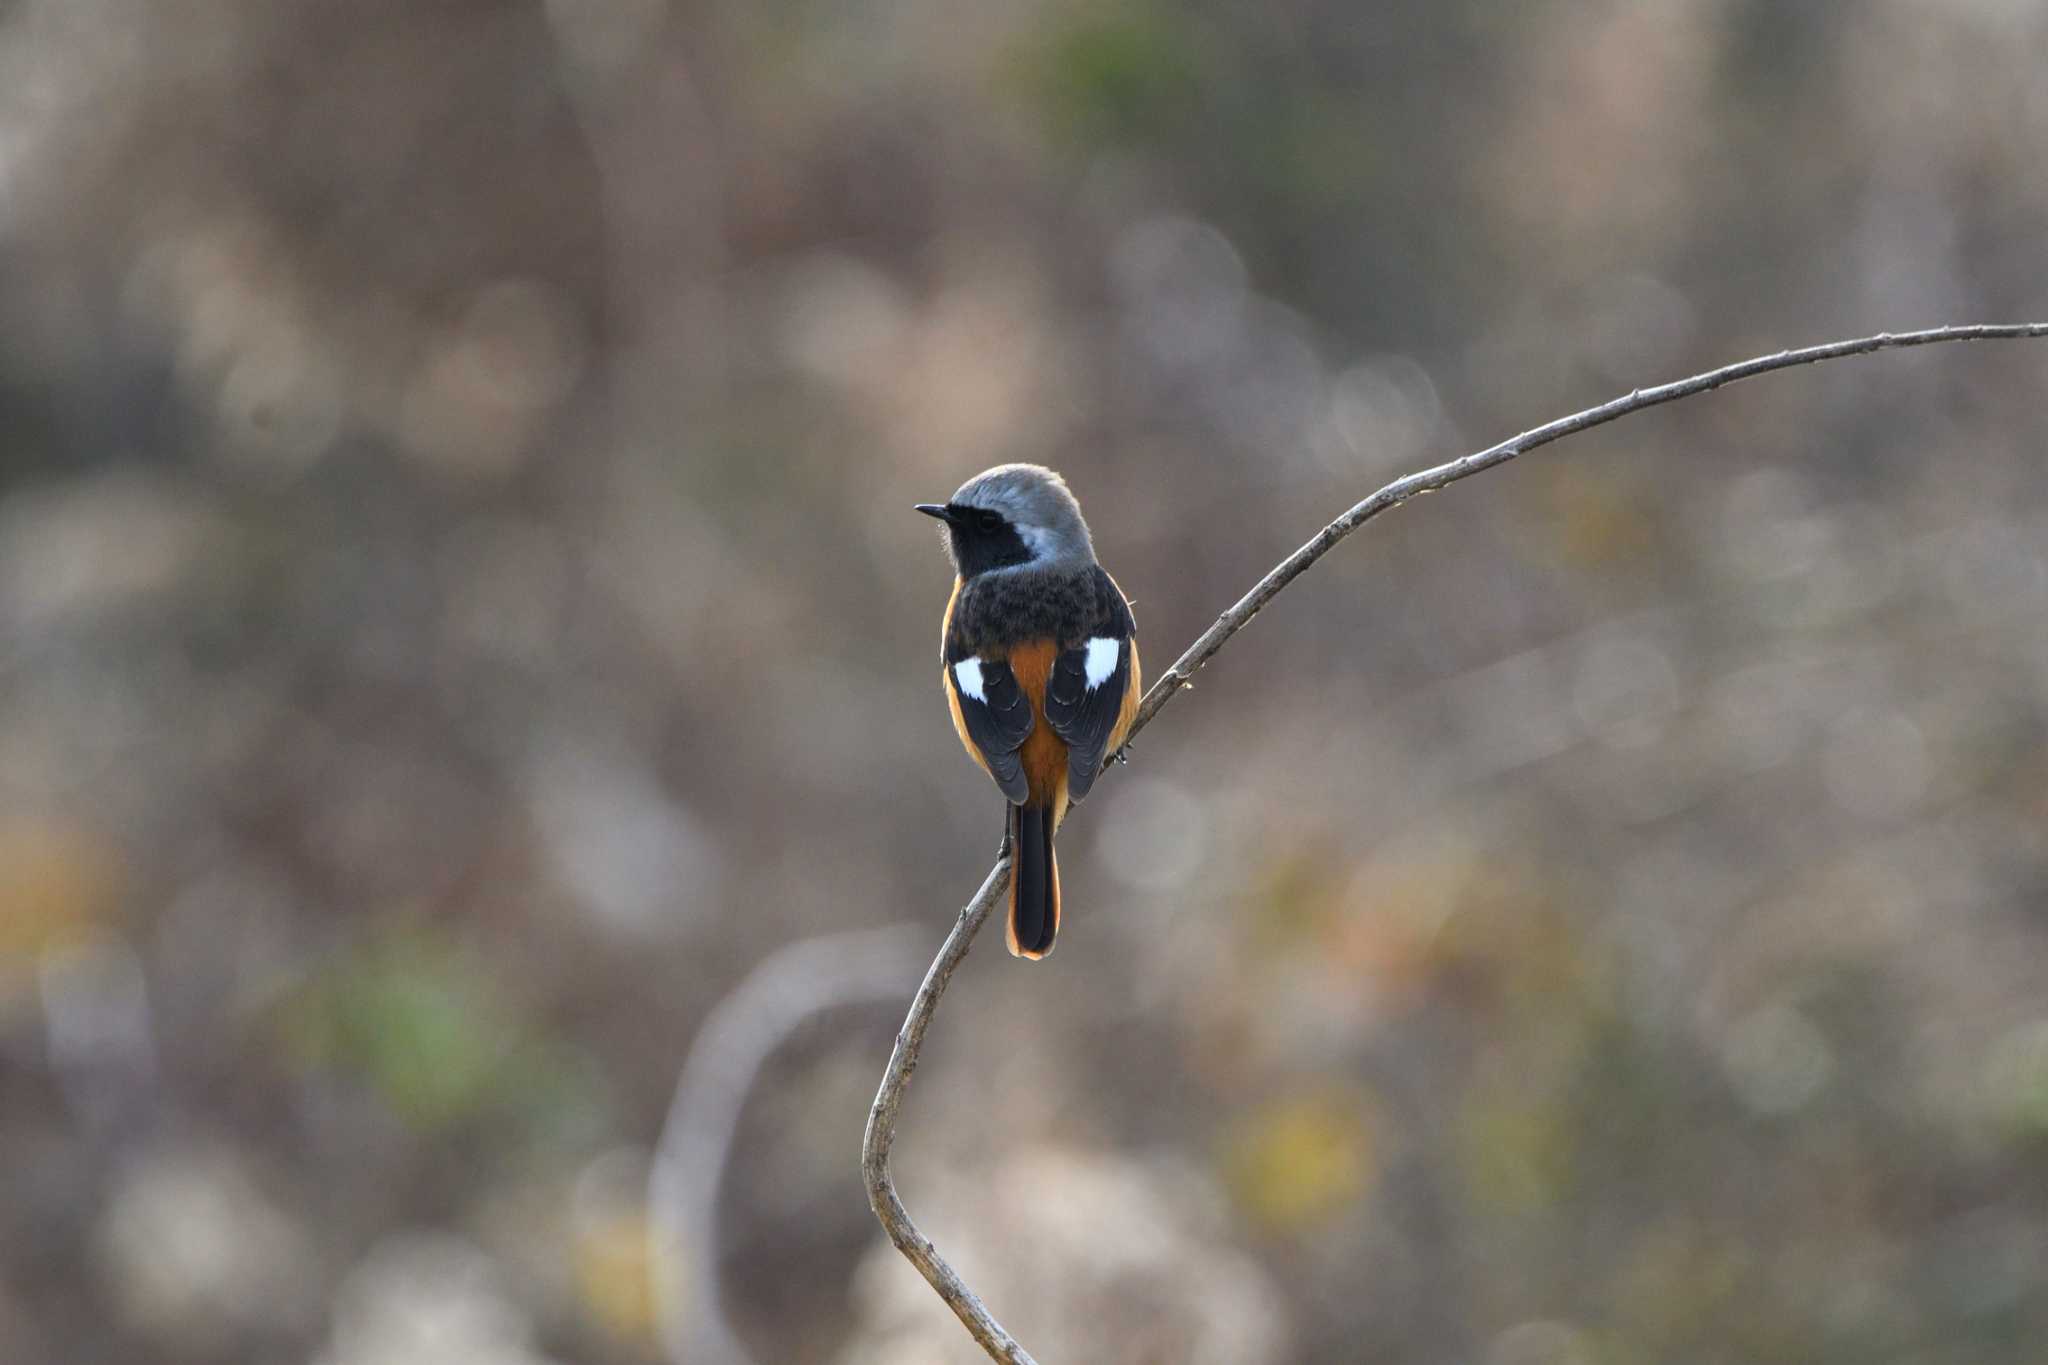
1006, 803, 1061, 960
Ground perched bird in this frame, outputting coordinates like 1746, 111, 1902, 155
918, 464, 1141, 959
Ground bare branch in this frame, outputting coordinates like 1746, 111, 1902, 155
859, 859, 1033, 1363
861, 322, 2048, 1362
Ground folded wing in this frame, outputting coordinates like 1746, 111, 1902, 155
945, 654, 1036, 803
1043, 572, 1138, 801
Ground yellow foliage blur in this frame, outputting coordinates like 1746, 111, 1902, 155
1223, 1089, 1378, 1233
0, 820, 124, 964
574, 1212, 660, 1348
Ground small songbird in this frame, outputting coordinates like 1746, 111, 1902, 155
917, 464, 1142, 959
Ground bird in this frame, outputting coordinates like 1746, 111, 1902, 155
917, 464, 1141, 959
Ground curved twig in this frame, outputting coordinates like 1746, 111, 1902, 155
861, 322, 2048, 1362
858, 859, 1028, 1361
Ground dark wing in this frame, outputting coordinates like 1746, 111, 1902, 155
947, 654, 1035, 803
1042, 570, 1137, 802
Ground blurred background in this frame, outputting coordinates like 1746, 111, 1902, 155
3, 1, 2048, 1362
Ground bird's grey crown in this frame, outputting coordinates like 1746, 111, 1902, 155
951, 463, 1097, 567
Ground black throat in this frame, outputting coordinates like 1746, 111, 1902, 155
949, 507, 1035, 578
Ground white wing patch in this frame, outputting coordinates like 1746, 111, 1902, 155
953, 657, 987, 702
1082, 637, 1120, 690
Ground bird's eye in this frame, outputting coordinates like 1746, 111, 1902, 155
976, 511, 1001, 534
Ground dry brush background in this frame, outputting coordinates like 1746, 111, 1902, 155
3, 2, 2048, 1363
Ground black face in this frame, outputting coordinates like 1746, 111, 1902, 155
917, 502, 1033, 577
